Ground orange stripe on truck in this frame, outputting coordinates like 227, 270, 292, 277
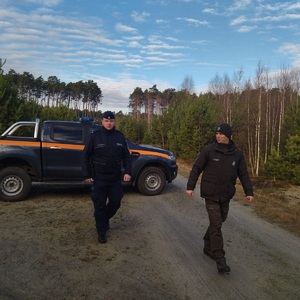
0, 140, 40, 147
42, 143, 84, 150
130, 149, 169, 159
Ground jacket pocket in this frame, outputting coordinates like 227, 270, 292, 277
201, 180, 217, 197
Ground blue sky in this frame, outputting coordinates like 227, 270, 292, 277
1, 0, 300, 112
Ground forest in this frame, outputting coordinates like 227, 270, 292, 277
1, 59, 300, 184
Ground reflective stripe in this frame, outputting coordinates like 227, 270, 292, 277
42, 142, 84, 150
0, 140, 40, 147
130, 149, 169, 159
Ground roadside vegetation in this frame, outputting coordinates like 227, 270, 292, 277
247, 178, 300, 237
1, 58, 300, 234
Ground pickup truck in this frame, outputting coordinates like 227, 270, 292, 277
0, 118, 178, 201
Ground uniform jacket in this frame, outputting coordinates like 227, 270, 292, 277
187, 140, 253, 202
82, 126, 131, 181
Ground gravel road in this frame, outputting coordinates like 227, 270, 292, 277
1, 174, 300, 300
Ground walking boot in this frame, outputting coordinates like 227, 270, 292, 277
98, 232, 107, 243
217, 261, 231, 274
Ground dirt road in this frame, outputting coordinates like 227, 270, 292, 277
1, 174, 300, 300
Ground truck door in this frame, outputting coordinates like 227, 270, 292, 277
42, 123, 85, 180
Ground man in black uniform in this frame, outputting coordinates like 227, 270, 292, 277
186, 123, 253, 274
82, 111, 131, 243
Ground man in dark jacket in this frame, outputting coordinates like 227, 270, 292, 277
186, 123, 253, 274
82, 111, 131, 243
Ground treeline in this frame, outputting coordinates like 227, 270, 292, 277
1, 61, 300, 184
1, 66, 102, 114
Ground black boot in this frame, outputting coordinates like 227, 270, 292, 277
98, 232, 107, 243
217, 262, 231, 274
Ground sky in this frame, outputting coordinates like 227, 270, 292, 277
1, 0, 300, 113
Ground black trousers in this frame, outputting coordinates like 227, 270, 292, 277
203, 198, 230, 265
91, 178, 123, 235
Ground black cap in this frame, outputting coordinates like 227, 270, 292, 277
102, 111, 115, 120
216, 123, 232, 139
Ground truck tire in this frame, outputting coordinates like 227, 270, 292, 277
137, 166, 166, 196
0, 167, 32, 202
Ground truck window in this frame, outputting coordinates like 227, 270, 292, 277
7, 125, 35, 138
52, 125, 83, 144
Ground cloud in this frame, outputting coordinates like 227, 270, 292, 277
126, 40, 141, 48
230, 0, 252, 10
257, 2, 300, 13
115, 23, 137, 33
278, 43, 300, 55
230, 12, 300, 28
176, 17, 209, 27
191, 40, 208, 45
155, 19, 168, 24
230, 15, 247, 26
237, 25, 257, 32
202, 8, 218, 15
22, 0, 62, 6
277, 43, 300, 69
131, 11, 150, 22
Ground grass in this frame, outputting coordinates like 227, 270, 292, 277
177, 160, 300, 238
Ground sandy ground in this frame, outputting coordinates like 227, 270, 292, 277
1, 174, 300, 300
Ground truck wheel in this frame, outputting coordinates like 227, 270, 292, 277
0, 167, 32, 202
137, 167, 166, 196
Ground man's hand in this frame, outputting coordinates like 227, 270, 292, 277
84, 178, 94, 184
246, 195, 253, 202
123, 174, 131, 182
186, 190, 194, 197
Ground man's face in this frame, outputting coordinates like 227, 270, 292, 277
216, 132, 229, 144
102, 118, 115, 130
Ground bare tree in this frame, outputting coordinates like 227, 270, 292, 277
181, 75, 194, 94
252, 61, 268, 176
0, 58, 6, 74
276, 65, 290, 153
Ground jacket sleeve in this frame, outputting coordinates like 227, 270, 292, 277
237, 151, 254, 196
186, 146, 208, 190
81, 134, 94, 179
122, 138, 132, 176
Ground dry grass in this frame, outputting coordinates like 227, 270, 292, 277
238, 179, 300, 237
178, 160, 300, 238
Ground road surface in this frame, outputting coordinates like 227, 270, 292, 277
1, 174, 300, 299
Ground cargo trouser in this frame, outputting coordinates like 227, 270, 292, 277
91, 178, 124, 235
203, 198, 230, 266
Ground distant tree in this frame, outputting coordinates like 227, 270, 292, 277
40, 106, 77, 122
167, 91, 217, 159
116, 114, 146, 143
82, 80, 102, 115
46, 76, 61, 106
264, 134, 300, 184
144, 85, 158, 131
0, 58, 6, 74
181, 75, 194, 94
161, 88, 176, 111
15, 99, 43, 121
18, 72, 35, 100
129, 87, 144, 119
33, 76, 45, 103
0, 73, 23, 131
